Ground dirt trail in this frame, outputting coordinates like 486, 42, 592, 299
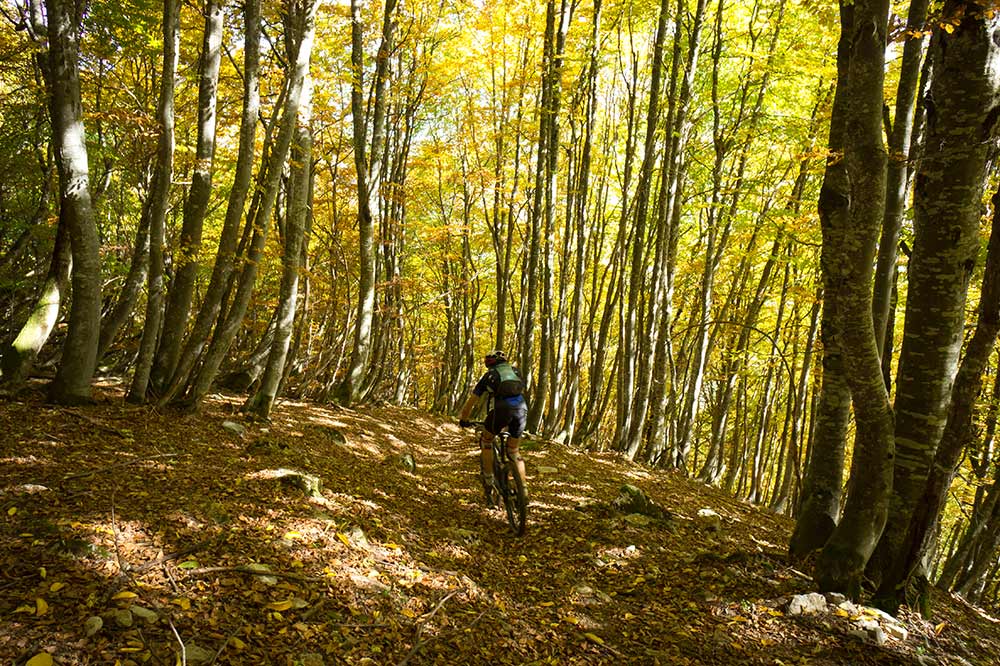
1, 389, 997, 665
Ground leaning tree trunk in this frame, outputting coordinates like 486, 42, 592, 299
245, 74, 313, 419
152, 0, 224, 391
45, 0, 101, 405
127, 0, 179, 403
1, 214, 70, 386
814, 0, 894, 598
878, 191, 1000, 613
184, 0, 318, 408
869, 1, 1000, 592
157, 0, 261, 406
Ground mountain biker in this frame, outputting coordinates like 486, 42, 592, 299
458, 350, 528, 504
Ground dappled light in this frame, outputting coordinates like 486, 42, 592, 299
5, 390, 1000, 664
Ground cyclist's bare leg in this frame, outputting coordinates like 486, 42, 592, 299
506, 436, 527, 490
479, 430, 495, 485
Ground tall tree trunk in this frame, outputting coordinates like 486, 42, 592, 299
559, 0, 602, 445
184, 0, 319, 407
127, 0, 180, 403
788, 17, 854, 561
152, 0, 224, 390
339, 0, 398, 405
871, 0, 929, 359
245, 76, 313, 419
158, 0, 261, 405
617, 0, 671, 458
648, 0, 708, 469
870, 1, 1000, 590
815, 0, 894, 597
875, 60, 1000, 610
45, 0, 101, 405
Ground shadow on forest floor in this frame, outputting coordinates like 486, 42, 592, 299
1, 381, 998, 665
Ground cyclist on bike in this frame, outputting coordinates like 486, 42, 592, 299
458, 350, 528, 504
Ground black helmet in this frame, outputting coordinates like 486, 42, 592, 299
484, 349, 506, 367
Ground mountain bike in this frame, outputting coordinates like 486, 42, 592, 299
471, 422, 527, 536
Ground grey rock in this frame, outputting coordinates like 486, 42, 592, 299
787, 593, 827, 616
571, 583, 612, 605
848, 627, 869, 642
612, 484, 670, 520
183, 643, 215, 665
824, 592, 847, 605
856, 618, 880, 633
838, 600, 860, 615
865, 606, 900, 624
271, 468, 324, 499
222, 420, 247, 437
348, 525, 369, 549
130, 606, 159, 624
884, 622, 908, 641
84, 615, 103, 637
696, 508, 722, 533
870, 626, 887, 646
113, 609, 133, 627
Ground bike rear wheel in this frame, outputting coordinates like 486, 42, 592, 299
499, 461, 527, 536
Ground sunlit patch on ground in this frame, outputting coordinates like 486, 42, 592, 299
2, 387, 1000, 665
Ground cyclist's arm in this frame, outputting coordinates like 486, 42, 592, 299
458, 393, 481, 422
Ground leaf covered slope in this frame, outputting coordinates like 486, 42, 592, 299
1, 389, 998, 665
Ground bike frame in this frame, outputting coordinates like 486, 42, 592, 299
470, 422, 526, 536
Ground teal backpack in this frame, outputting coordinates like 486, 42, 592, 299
490, 361, 525, 398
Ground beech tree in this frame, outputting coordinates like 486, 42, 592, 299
44, 0, 102, 404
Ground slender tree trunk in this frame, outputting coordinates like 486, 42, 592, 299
152, 0, 224, 390
560, 0, 602, 445
788, 22, 854, 561
184, 0, 319, 407
45, 0, 101, 405
649, 0, 708, 469
772, 295, 820, 513
127, 0, 179, 403
158, 0, 261, 405
339, 0, 398, 405
246, 77, 313, 418
617, 0, 671, 457
871, 0, 929, 358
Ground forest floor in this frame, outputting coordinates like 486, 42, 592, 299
2, 383, 1000, 666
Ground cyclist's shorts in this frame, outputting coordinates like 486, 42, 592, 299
485, 400, 528, 439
